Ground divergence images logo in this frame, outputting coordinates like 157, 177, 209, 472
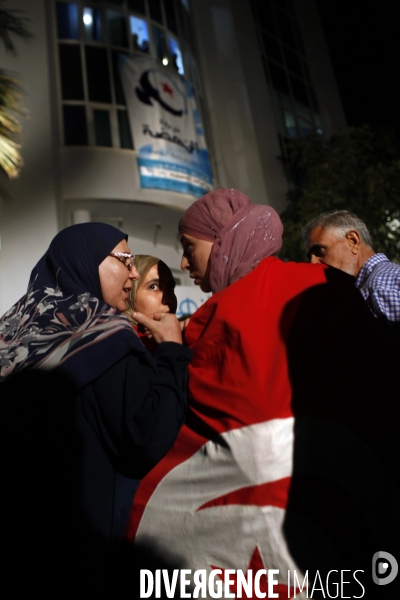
372, 551, 398, 586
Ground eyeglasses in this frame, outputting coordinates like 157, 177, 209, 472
109, 252, 136, 270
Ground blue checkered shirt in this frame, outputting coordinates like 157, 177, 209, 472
355, 253, 400, 344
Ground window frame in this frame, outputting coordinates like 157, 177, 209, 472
252, 0, 323, 140
53, 0, 197, 148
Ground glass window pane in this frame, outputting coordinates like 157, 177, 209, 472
284, 47, 302, 77
279, 0, 294, 14
309, 86, 319, 113
293, 20, 306, 56
262, 32, 282, 65
83, 7, 103, 42
314, 112, 323, 129
85, 46, 112, 102
63, 105, 88, 145
177, 2, 190, 43
107, 10, 128, 47
112, 51, 127, 105
57, 2, 79, 39
302, 60, 311, 83
257, 1, 276, 36
279, 91, 293, 111
274, 7, 296, 49
118, 110, 134, 148
298, 118, 313, 136
130, 16, 150, 53
284, 110, 297, 138
149, 0, 163, 24
169, 37, 184, 74
290, 75, 309, 106
128, 0, 146, 14
59, 44, 84, 100
164, 0, 178, 34
152, 25, 168, 63
268, 60, 290, 94
295, 100, 312, 122
94, 110, 112, 146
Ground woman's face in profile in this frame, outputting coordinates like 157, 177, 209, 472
135, 263, 177, 316
180, 234, 213, 293
98, 239, 139, 311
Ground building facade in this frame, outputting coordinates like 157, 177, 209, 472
0, 0, 345, 316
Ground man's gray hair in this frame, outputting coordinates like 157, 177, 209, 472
302, 210, 374, 249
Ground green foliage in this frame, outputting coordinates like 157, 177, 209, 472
0, 1, 31, 179
279, 125, 400, 263
0, 1, 32, 53
0, 71, 23, 178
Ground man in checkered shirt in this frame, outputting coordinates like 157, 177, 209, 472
303, 210, 400, 344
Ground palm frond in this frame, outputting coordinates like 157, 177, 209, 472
0, 134, 22, 178
0, 3, 32, 180
0, 69, 24, 178
0, 2, 32, 53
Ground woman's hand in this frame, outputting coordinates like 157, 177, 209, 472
132, 312, 183, 344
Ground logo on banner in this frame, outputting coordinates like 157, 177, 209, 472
136, 69, 187, 117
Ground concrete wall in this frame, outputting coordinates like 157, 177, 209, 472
190, 0, 288, 209
0, 0, 59, 315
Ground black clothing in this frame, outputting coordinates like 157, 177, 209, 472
1, 342, 192, 597
78, 342, 191, 539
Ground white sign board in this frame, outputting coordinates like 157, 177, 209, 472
119, 55, 213, 197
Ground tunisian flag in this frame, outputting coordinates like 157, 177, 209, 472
126, 258, 400, 598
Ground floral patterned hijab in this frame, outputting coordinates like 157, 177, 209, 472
0, 223, 152, 390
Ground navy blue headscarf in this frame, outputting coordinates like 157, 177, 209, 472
0, 223, 154, 390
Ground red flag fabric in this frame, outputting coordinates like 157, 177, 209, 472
126, 257, 400, 598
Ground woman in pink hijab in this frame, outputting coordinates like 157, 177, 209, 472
178, 187, 283, 294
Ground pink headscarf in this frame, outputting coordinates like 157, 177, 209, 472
179, 188, 283, 293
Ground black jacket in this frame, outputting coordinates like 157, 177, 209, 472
1, 341, 192, 597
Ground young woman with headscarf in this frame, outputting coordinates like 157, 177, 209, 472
127, 189, 400, 598
0, 223, 192, 597
123, 255, 178, 355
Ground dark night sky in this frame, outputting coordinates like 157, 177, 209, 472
316, 1, 400, 139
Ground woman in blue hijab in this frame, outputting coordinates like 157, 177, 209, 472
0, 223, 192, 597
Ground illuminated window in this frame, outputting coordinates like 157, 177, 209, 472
83, 7, 103, 41
130, 15, 149, 52
169, 37, 184, 74
55, 0, 195, 147
57, 2, 79, 39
